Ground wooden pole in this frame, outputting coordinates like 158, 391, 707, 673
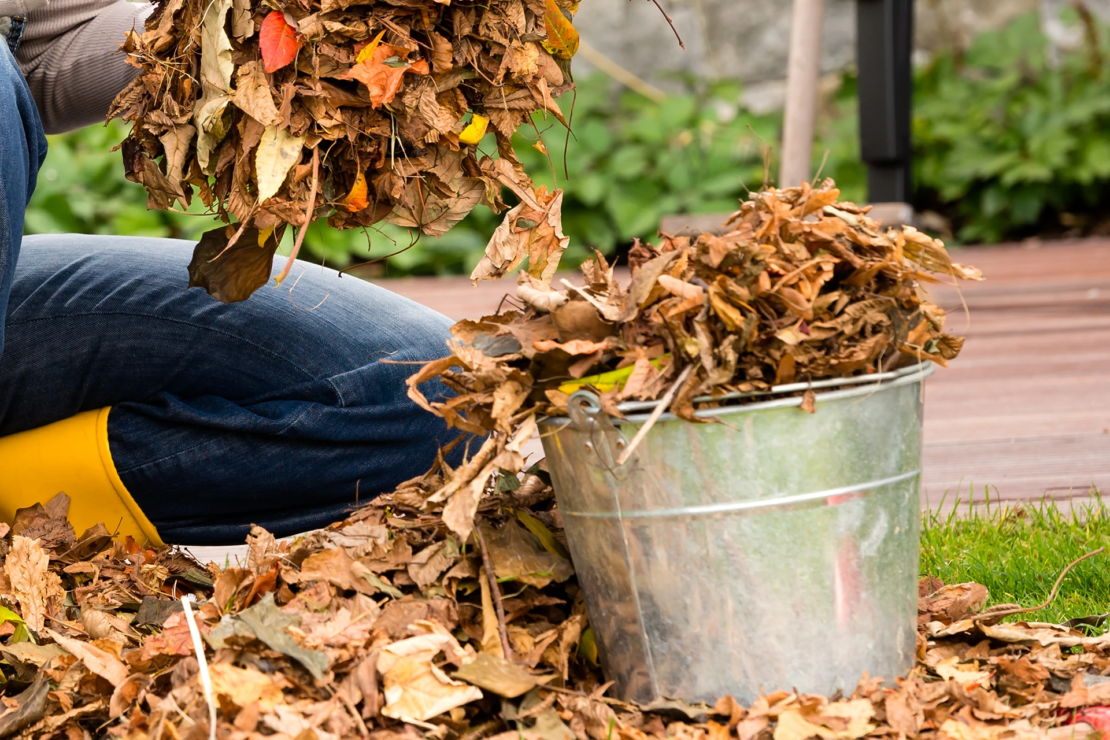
779, 0, 825, 188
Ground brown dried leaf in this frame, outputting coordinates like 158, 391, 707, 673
454, 652, 553, 698
187, 225, 280, 303
233, 62, 280, 126
377, 631, 483, 723
5, 536, 63, 633
45, 628, 129, 687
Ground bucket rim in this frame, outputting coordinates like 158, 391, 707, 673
539, 361, 935, 427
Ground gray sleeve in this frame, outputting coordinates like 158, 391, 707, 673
16, 0, 153, 134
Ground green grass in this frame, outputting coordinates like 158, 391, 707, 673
922, 489, 1110, 625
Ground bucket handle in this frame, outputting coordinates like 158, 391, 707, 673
568, 390, 633, 477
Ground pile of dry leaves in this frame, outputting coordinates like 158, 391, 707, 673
0, 489, 1108, 740
402, 180, 983, 539
108, 0, 579, 301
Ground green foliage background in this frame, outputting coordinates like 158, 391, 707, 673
25, 10, 1110, 275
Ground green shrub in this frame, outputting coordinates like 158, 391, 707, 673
912, 9, 1110, 243
510, 75, 782, 265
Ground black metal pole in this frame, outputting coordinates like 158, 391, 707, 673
856, 0, 914, 203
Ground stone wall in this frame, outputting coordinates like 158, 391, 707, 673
572, 0, 1051, 110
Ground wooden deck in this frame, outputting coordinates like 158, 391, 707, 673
371, 238, 1110, 510
921, 239, 1110, 511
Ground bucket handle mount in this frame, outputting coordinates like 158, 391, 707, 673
568, 390, 633, 476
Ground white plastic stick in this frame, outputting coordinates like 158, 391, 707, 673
181, 597, 217, 740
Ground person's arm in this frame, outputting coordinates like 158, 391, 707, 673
16, 0, 152, 134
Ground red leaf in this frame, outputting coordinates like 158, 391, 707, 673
260, 11, 301, 74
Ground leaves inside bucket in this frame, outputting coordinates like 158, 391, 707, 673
404, 180, 982, 540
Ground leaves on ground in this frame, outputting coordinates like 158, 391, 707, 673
0, 486, 1104, 740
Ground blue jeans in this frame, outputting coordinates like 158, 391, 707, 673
1, 42, 459, 543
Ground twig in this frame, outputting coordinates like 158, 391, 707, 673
207, 212, 255, 263
458, 719, 504, 740
181, 597, 217, 740
578, 40, 666, 103
474, 523, 514, 662
275, 146, 320, 286
972, 547, 1106, 622
336, 689, 370, 740
646, 0, 685, 50
615, 364, 694, 466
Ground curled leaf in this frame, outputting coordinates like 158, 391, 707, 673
343, 172, 370, 212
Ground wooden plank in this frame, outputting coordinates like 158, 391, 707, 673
780, 0, 825, 187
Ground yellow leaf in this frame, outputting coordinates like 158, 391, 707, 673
516, 510, 570, 560
459, 114, 489, 145
257, 226, 275, 246
558, 355, 668, 395
355, 29, 387, 63
542, 0, 579, 59
255, 126, 305, 203
578, 627, 599, 666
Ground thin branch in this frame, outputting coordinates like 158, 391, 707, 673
973, 547, 1106, 622
275, 146, 320, 286
615, 364, 695, 466
474, 522, 514, 662
646, 0, 685, 50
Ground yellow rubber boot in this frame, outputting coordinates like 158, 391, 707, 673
0, 408, 163, 546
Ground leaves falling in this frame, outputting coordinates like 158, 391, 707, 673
108, 0, 580, 302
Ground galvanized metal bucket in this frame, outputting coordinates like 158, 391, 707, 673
538, 363, 933, 704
